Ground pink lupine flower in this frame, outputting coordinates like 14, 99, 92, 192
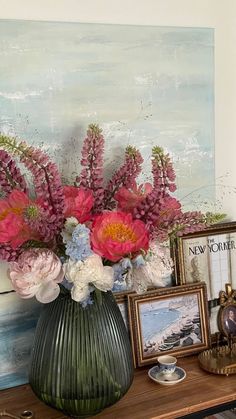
157, 196, 182, 225
90, 211, 149, 262
152, 146, 176, 194
0, 243, 20, 261
149, 196, 182, 241
63, 186, 94, 222
153, 209, 211, 242
77, 124, 105, 213
133, 188, 162, 229
103, 146, 143, 210
114, 182, 152, 212
11, 141, 65, 242
0, 150, 27, 195
133, 147, 178, 235
8, 248, 64, 303
169, 211, 211, 238
0, 190, 40, 248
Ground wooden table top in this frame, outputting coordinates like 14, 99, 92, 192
1, 355, 236, 419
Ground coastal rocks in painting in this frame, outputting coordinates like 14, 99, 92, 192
0, 291, 41, 390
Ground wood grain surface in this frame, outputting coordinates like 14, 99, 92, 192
1, 356, 236, 419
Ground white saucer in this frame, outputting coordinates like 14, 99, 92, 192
148, 365, 186, 386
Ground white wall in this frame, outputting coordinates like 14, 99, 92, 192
0, 0, 235, 218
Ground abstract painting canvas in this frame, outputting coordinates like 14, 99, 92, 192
0, 20, 214, 209
0, 19, 214, 387
0, 291, 41, 390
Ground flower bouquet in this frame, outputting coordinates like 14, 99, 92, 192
0, 124, 222, 417
0, 124, 221, 304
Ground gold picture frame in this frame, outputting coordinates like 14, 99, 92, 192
114, 291, 137, 367
173, 222, 236, 302
114, 292, 132, 332
218, 283, 236, 337
128, 283, 210, 367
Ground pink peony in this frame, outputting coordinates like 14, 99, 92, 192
114, 182, 152, 212
0, 190, 39, 248
63, 186, 94, 222
8, 248, 64, 303
90, 211, 149, 262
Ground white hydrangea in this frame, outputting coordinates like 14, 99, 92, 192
63, 254, 114, 303
131, 243, 173, 294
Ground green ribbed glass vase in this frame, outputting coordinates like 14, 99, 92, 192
29, 290, 134, 418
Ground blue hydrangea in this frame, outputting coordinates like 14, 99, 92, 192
80, 285, 95, 308
81, 294, 94, 308
112, 256, 146, 292
65, 224, 93, 261
132, 254, 146, 268
61, 277, 73, 290
112, 258, 132, 292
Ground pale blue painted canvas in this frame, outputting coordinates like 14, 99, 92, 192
0, 291, 41, 389
0, 20, 214, 208
0, 19, 214, 389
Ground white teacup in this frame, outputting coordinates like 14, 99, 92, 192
157, 355, 177, 375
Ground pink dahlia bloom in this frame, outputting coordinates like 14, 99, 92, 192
8, 248, 64, 303
0, 190, 39, 248
63, 186, 94, 222
114, 182, 152, 212
90, 211, 149, 262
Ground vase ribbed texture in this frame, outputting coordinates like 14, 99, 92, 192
29, 291, 134, 418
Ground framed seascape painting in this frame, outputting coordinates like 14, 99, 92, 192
128, 283, 210, 367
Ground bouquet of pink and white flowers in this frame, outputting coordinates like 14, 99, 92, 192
0, 124, 222, 306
